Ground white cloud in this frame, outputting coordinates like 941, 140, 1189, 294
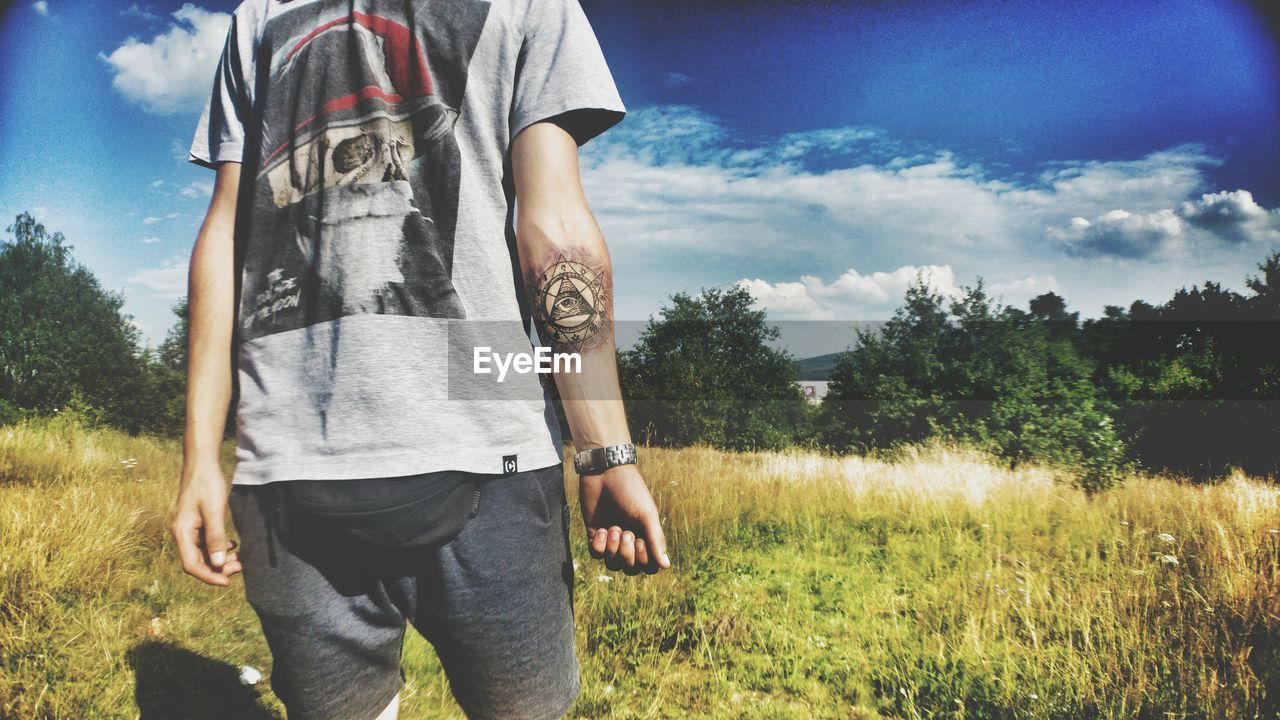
988, 275, 1061, 300
1178, 189, 1280, 246
1044, 189, 1280, 259
171, 138, 194, 162
179, 181, 213, 198
32, 1, 49, 17
1048, 209, 1186, 259
574, 106, 1274, 328
663, 72, 691, 89
736, 265, 961, 320
734, 265, 1060, 320
101, 4, 231, 114
126, 258, 188, 298
141, 236, 163, 244
142, 216, 162, 224
583, 116, 1009, 271
123, 3, 160, 21
1009, 146, 1216, 215
581, 107, 1236, 271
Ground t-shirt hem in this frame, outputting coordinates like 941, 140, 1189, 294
229, 443, 564, 485
188, 142, 245, 170
511, 101, 625, 146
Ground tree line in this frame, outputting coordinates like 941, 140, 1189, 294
617, 257, 1279, 489
3, 211, 1276, 488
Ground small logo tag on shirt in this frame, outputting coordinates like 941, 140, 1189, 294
502, 455, 518, 475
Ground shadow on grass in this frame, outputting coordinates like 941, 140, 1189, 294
127, 641, 277, 720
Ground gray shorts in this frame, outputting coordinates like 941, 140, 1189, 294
227, 463, 579, 720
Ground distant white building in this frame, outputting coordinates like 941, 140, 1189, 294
796, 380, 830, 404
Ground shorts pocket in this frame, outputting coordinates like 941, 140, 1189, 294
529, 464, 565, 527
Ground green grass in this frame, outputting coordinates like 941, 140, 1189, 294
2, 416, 1279, 718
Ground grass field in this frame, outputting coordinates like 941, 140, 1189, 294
2, 414, 1279, 719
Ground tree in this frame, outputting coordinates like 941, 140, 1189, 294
0, 213, 143, 425
618, 285, 810, 451
159, 296, 190, 374
819, 270, 950, 452
822, 273, 1129, 490
1079, 253, 1280, 479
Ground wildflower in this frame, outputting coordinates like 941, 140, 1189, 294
1156, 532, 1175, 544
1120, 521, 1129, 526
596, 575, 612, 583
1158, 554, 1179, 566
668, 481, 679, 487
602, 684, 614, 695
239, 665, 264, 686
806, 635, 829, 649
1268, 529, 1278, 535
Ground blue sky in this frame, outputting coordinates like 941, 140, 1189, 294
1, 0, 1277, 356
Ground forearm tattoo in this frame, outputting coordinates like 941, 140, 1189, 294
527, 251, 612, 353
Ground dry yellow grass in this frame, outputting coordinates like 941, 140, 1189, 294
2, 417, 1278, 719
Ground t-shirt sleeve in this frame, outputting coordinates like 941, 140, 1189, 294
510, 0, 626, 147
188, 12, 251, 169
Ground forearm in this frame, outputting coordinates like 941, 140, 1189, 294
518, 209, 631, 450
510, 123, 669, 573
182, 167, 239, 471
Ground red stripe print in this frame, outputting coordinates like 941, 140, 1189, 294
285, 11, 433, 97
262, 86, 405, 166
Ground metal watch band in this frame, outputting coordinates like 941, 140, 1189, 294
573, 443, 637, 475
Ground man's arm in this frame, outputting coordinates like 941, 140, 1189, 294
512, 120, 670, 575
171, 161, 243, 586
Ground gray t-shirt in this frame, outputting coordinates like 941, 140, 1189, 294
188, 0, 626, 485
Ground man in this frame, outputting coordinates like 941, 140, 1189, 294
171, 1, 669, 718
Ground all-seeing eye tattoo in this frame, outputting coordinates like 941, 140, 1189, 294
528, 253, 611, 351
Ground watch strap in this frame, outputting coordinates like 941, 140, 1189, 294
573, 443, 637, 475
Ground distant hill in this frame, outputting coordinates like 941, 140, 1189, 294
794, 352, 843, 381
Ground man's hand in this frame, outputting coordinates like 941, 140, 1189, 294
171, 462, 241, 586
579, 465, 671, 575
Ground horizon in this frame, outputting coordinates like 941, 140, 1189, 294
1, 0, 1277, 356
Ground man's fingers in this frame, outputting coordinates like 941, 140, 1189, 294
634, 537, 651, 568
643, 514, 671, 569
588, 528, 607, 558
173, 517, 227, 586
619, 531, 636, 569
603, 526, 623, 571
219, 550, 242, 576
203, 508, 230, 569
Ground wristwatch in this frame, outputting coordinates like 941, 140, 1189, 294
573, 443, 637, 475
